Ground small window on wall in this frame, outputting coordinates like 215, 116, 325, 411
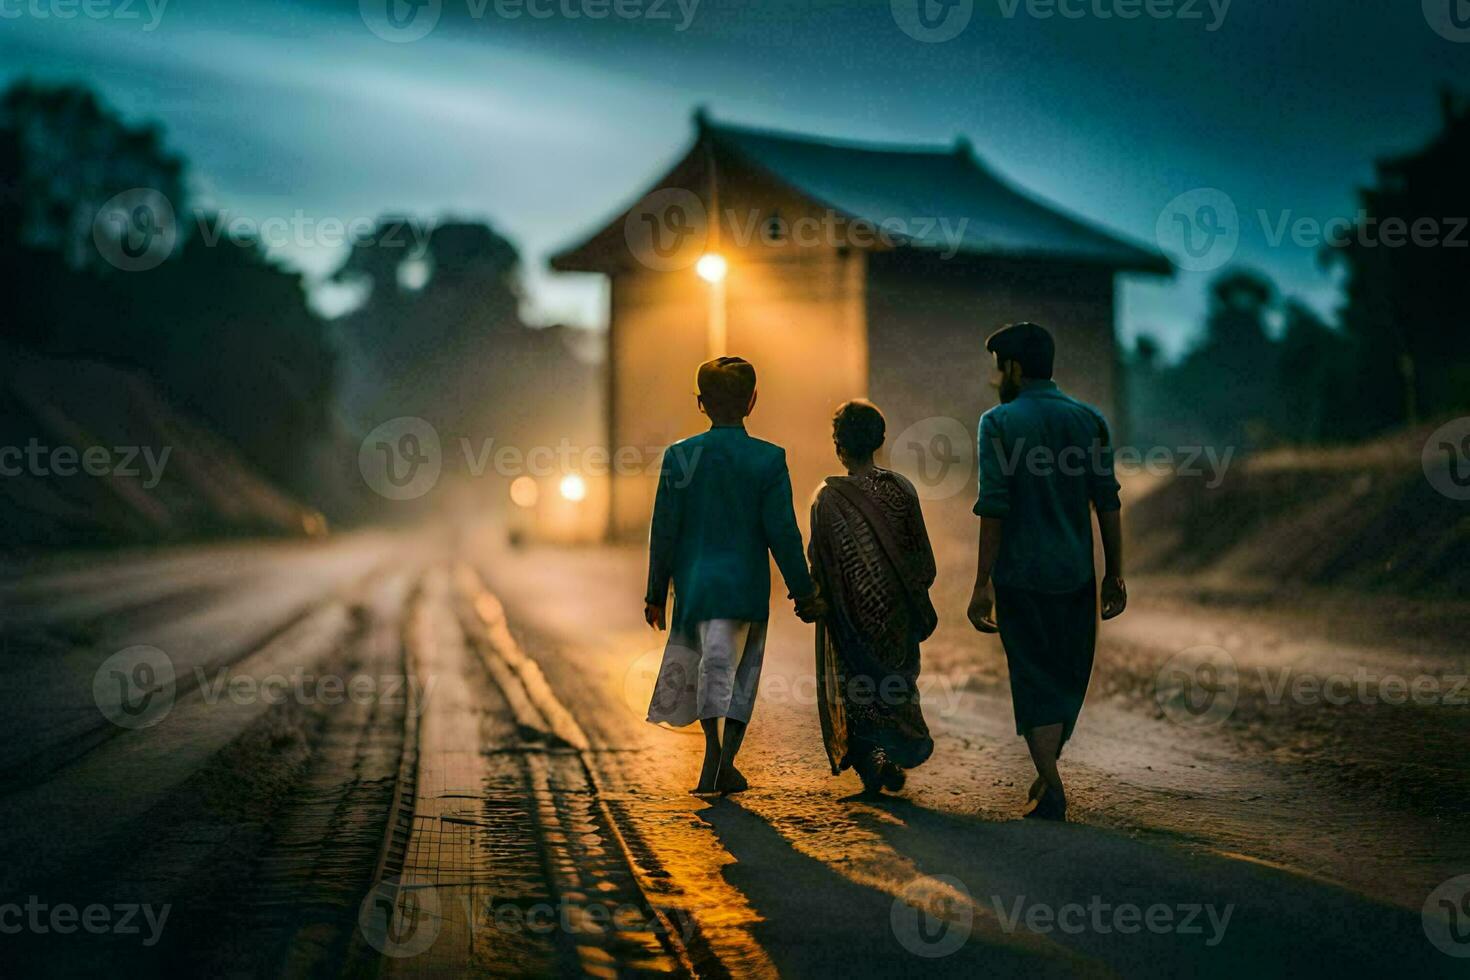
762, 211, 787, 245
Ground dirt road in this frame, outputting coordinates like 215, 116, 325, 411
0, 531, 1465, 977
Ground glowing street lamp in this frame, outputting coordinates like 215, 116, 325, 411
697, 252, 728, 357
695, 252, 727, 283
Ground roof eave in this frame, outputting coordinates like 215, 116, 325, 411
548, 131, 712, 274
899, 242, 1173, 276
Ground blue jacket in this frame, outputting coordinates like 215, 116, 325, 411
974, 380, 1122, 593
646, 425, 815, 633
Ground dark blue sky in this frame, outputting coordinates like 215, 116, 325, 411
3, 0, 1467, 353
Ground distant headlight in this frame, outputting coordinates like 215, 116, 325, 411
509, 475, 539, 508
559, 474, 587, 502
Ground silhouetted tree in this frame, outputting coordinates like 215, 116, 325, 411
330, 215, 603, 522
1124, 271, 1363, 450
1173, 269, 1279, 448
0, 80, 341, 514
137, 230, 337, 499
0, 80, 185, 272
333, 218, 537, 437
0, 126, 21, 255
1325, 89, 1470, 433
1275, 300, 1349, 443
1122, 333, 1193, 447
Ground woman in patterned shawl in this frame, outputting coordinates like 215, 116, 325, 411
808, 399, 936, 794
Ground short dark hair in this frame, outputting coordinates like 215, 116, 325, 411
832, 399, 886, 460
985, 321, 1055, 379
697, 356, 757, 417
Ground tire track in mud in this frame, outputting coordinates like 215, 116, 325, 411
356, 562, 717, 978
0, 535, 399, 790
0, 556, 419, 976
176, 568, 422, 978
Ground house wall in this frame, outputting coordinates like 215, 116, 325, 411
600, 151, 1125, 547
607, 268, 715, 540
725, 248, 868, 518
607, 159, 870, 540
864, 251, 1119, 527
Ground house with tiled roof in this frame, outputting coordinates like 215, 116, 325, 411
553, 111, 1170, 539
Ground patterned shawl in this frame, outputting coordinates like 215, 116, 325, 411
808, 468, 936, 774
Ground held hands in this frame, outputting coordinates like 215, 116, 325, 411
646, 583, 1116, 632
793, 593, 827, 623
646, 595, 829, 629
1101, 575, 1128, 620
967, 582, 999, 633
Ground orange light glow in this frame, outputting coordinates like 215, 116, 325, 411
559, 474, 587, 502
695, 253, 728, 283
509, 475, 539, 508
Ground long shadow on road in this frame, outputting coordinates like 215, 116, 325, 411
698, 797, 1102, 978
701, 794, 1456, 979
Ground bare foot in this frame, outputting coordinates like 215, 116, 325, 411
1024, 781, 1067, 821
1021, 775, 1051, 816
717, 765, 749, 795
691, 750, 721, 795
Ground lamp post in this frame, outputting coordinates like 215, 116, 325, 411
699, 116, 727, 359
697, 253, 727, 357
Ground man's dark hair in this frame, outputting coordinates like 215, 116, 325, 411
985, 321, 1055, 379
697, 356, 757, 418
832, 399, 886, 460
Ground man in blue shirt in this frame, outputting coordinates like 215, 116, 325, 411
644, 356, 821, 795
967, 322, 1128, 821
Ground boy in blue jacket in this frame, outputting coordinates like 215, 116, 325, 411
644, 356, 822, 795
